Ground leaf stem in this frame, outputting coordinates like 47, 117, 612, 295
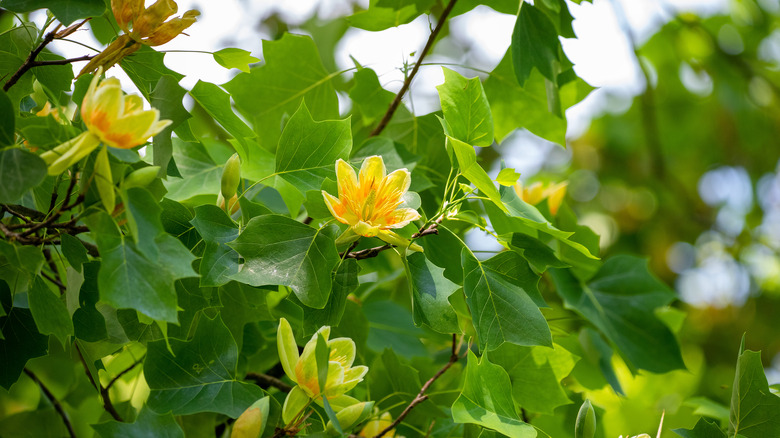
368, 0, 459, 137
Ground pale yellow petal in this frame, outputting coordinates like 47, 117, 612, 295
545, 182, 567, 215
383, 208, 420, 229
336, 159, 358, 200
328, 338, 356, 368
352, 221, 380, 237
322, 191, 349, 224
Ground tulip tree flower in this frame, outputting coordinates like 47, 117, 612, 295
277, 318, 369, 424
360, 412, 399, 437
514, 180, 568, 216
322, 155, 423, 251
79, 0, 199, 76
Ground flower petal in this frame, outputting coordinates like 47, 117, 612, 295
328, 338, 356, 368
277, 318, 300, 383
336, 159, 358, 200
282, 385, 310, 424
358, 155, 386, 194
383, 208, 421, 229
322, 190, 349, 224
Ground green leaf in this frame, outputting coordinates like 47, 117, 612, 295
121, 46, 184, 99
0, 280, 48, 389
674, 418, 727, 438
551, 256, 686, 373
506, 233, 568, 272
224, 33, 339, 150
229, 215, 339, 309
0, 0, 105, 25
28, 277, 73, 347
151, 75, 191, 178
484, 50, 591, 146
88, 211, 194, 323
729, 341, 780, 437
461, 247, 552, 350
683, 397, 730, 424
61, 233, 89, 271
452, 351, 536, 437
275, 102, 352, 193
35, 52, 74, 99
303, 259, 360, 335
437, 68, 494, 147
0, 89, 14, 146
348, 0, 432, 31
163, 139, 222, 201
407, 252, 461, 334
496, 168, 521, 186
447, 136, 507, 213
145, 314, 264, 417
491, 343, 578, 415
349, 67, 396, 125
190, 205, 240, 287
578, 327, 624, 395
213, 48, 259, 73
72, 261, 108, 342
217, 282, 273, 351
189, 81, 256, 148
0, 148, 47, 203
511, 2, 560, 85
93, 407, 185, 438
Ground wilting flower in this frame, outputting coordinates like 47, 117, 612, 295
277, 318, 368, 400
79, 0, 199, 76
42, 68, 171, 176
322, 156, 422, 251
515, 180, 568, 216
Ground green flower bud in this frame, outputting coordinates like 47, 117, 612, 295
232, 397, 270, 438
221, 153, 241, 199
123, 166, 160, 189
575, 399, 596, 438
325, 401, 374, 435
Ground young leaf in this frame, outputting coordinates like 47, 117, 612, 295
145, 314, 265, 417
728, 340, 780, 437
496, 168, 521, 186
437, 67, 494, 147
229, 215, 339, 309
213, 48, 260, 73
452, 351, 536, 437
447, 136, 507, 213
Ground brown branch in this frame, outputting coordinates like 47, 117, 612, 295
24, 369, 77, 438
246, 372, 293, 393
368, 0, 458, 137
341, 221, 440, 260
3, 19, 92, 92
371, 334, 459, 438
105, 356, 145, 391
75, 343, 123, 422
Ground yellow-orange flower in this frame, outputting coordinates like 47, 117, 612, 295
322, 156, 422, 250
81, 70, 171, 149
41, 68, 170, 175
79, 0, 199, 76
515, 180, 568, 216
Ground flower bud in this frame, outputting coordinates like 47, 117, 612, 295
325, 401, 374, 435
232, 397, 270, 438
123, 166, 160, 189
575, 399, 596, 438
221, 153, 241, 199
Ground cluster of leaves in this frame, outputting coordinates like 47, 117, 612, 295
0, 1, 778, 438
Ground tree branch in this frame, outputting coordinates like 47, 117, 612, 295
370, 334, 459, 438
341, 221, 440, 260
24, 368, 77, 438
245, 372, 293, 393
368, 0, 458, 137
105, 356, 145, 391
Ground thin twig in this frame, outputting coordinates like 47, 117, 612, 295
371, 334, 459, 438
105, 356, 145, 391
3, 23, 61, 92
368, 0, 458, 137
24, 369, 77, 438
75, 343, 123, 422
341, 222, 439, 260
246, 372, 293, 393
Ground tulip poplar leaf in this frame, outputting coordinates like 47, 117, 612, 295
728, 340, 780, 437
0, 0, 105, 25
551, 255, 686, 373
28, 276, 73, 347
0, 148, 47, 203
452, 351, 536, 437
437, 68, 494, 147
190, 205, 240, 287
674, 418, 728, 438
0, 281, 48, 389
229, 215, 339, 309
462, 248, 553, 350
146, 314, 264, 417
92, 408, 185, 438
407, 252, 460, 334
448, 136, 507, 213
213, 48, 259, 73
225, 33, 339, 150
